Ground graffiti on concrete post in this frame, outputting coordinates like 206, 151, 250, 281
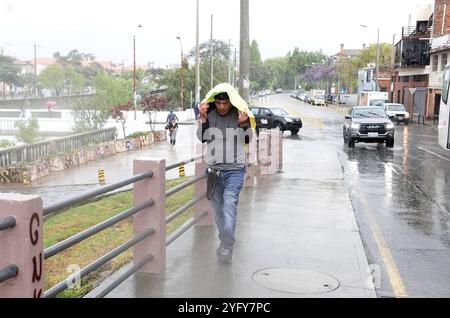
29, 213, 43, 298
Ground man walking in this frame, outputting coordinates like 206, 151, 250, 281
197, 83, 255, 263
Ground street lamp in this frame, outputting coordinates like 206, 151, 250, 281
361, 24, 380, 91
176, 36, 185, 110
34, 44, 42, 97
133, 24, 143, 120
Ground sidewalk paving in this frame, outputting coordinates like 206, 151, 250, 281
90, 135, 376, 298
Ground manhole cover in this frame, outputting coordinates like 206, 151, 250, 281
252, 268, 340, 295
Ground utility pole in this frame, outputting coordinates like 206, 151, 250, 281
34, 44, 38, 97
133, 25, 143, 120
391, 33, 396, 102
177, 36, 185, 110
195, 0, 200, 106
133, 35, 137, 120
239, 0, 250, 103
234, 47, 237, 88
210, 14, 214, 90
376, 28, 380, 91
228, 39, 232, 84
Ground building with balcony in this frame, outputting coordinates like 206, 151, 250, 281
392, 5, 433, 117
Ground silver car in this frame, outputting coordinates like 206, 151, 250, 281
343, 107, 395, 148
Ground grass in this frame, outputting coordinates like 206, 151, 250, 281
43, 177, 195, 298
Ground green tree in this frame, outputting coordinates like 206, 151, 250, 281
19, 73, 36, 98
15, 118, 39, 144
39, 64, 65, 96
73, 72, 132, 132
0, 55, 22, 99
357, 43, 393, 68
64, 66, 86, 94
141, 94, 167, 131
160, 39, 231, 108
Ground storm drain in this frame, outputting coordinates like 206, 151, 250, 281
252, 268, 340, 295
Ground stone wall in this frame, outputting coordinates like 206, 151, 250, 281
0, 131, 167, 184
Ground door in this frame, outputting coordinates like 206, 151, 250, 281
260, 108, 273, 129
435, 94, 441, 116
413, 88, 427, 117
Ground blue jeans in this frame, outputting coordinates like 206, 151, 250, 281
211, 168, 245, 250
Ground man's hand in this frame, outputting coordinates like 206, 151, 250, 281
199, 103, 209, 123
238, 111, 249, 127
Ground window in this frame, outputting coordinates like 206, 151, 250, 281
366, 70, 372, 83
251, 108, 260, 116
442, 54, 448, 71
402, 76, 410, 82
433, 55, 439, 72
263, 109, 272, 116
413, 75, 427, 82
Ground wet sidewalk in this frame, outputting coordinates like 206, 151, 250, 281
90, 136, 377, 298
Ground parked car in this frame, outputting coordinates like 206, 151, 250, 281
343, 106, 395, 148
276, 88, 283, 94
311, 95, 326, 106
251, 106, 303, 135
382, 103, 410, 125
326, 94, 338, 104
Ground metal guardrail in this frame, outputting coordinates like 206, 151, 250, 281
166, 195, 205, 224
44, 199, 155, 259
89, 156, 208, 298
0, 265, 19, 284
166, 211, 208, 247
165, 175, 205, 198
166, 155, 203, 172
0, 127, 116, 167
40, 155, 208, 298
94, 254, 154, 298
0, 216, 16, 231
44, 228, 155, 298
43, 171, 153, 216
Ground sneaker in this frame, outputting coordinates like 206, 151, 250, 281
218, 248, 233, 264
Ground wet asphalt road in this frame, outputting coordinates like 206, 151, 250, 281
262, 94, 450, 298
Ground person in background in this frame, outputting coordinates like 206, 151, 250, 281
168, 118, 178, 149
166, 110, 179, 124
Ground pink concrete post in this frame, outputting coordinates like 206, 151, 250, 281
270, 130, 283, 173
0, 194, 44, 298
195, 144, 214, 226
244, 131, 257, 187
258, 131, 271, 175
133, 159, 166, 274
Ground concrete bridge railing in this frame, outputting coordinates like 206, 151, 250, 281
0, 128, 116, 167
0, 129, 282, 298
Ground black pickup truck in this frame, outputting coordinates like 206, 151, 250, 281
250, 106, 303, 135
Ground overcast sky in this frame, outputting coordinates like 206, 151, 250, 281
0, 0, 434, 68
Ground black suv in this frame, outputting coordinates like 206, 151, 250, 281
251, 106, 303, 135
343, 106, 395, 148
